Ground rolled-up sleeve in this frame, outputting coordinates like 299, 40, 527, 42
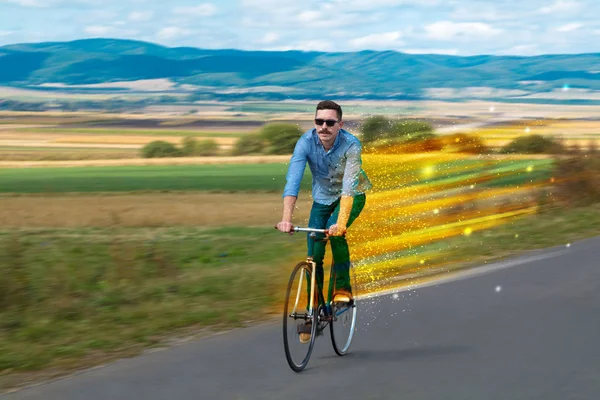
341, 142, 362, 197
282, 138, 308, 198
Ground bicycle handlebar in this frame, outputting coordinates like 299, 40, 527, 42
273, 226, 328, 234
293, 227, 328, 233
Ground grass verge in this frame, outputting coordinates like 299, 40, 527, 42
1, 203, 599, 392
0, 226, 307, 390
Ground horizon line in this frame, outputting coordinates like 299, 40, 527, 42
2, 37, 600, 58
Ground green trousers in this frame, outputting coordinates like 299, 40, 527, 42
307, 193, 366, 304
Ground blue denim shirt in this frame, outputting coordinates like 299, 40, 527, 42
283, 128, 372, 205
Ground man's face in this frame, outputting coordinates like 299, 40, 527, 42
314, 109, 343, 147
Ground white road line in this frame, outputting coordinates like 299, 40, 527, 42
357, 248, 569, 300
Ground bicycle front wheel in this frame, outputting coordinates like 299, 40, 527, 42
283, 261, 318, 372
330, 264, 358, 356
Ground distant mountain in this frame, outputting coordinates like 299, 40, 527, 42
1, 38, 600, 101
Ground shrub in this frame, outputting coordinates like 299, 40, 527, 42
141, 141, 182, 158
390, 119, 433, 139
360, 116, 434, 145
500, 134, 564, 154
588, 139, 598, 155
196, 139, 220, 156
363, 132, 444, 154
554, 155, 600, 205
445, 133, 489, 154
260, 123, 302, 154
181, 136, 199, 156
232, 134, 265, 156
360, 115, 391, 143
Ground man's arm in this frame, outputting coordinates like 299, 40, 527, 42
330, 143, 362, 236
277, 195, 297, 234
277, 137, 307, 233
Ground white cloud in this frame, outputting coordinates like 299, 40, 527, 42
3, 0, 46, 7
85, 9, 118, 21
2, 0, 100, 7
450, 4, 516, 22
349, 32, 404, 50
0, 30, 14, 37
297, 11, 321, 24
128, 10, 154, 22
557, 23, 583, 32
540, 0, 581, 13
498, 44, 540, 55
294, 40, 334, 52
261, 32, 279, 44
267, 40, 335, 52
84, 25, 112, 36
425, 21, 502, 41
172, 3, 216, 17
83, 24, 139, 37
241, 0, 297, 10
330, 0, 439, 11
401, 48, 459, 55
156, 27, 193, 41
293, 10, 366, 28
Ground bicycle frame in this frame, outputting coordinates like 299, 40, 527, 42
293, 227, 329, 320
282, 225, 358, 371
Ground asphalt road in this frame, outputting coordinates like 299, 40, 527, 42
4, 236, 600, 400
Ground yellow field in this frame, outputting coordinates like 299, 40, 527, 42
0, 155, 290, 168
2, 104, 600, 161
0, 192, 310, 228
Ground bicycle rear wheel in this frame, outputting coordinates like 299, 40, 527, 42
330, 264, 358, 356
283, 261, 318, 372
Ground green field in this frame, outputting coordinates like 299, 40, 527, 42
0, 164, 311, 193
0, 158, 556, 194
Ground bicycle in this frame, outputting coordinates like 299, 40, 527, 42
279, 226, 358, 372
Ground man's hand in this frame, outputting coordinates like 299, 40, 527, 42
328, 224, 347, 237
276, 221, 294, 235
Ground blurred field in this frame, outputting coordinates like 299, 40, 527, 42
0, 163, 310, 193
1, 102, 600, 387
1, 102, 600, 161
0, 193, 312, 228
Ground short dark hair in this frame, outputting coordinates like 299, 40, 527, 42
316, 100, 342, 121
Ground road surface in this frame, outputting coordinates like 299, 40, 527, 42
4, 236, 600, 400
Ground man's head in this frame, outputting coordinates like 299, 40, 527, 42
314, 100, 344, 149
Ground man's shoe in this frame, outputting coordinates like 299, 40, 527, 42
332, 289, 353, 304
297, 322, 312, 344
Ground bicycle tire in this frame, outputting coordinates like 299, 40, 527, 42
330, 263, 358, 356
283, 261, 318, 372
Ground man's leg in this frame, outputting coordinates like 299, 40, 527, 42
326, 194, 366, 301
307, 201, 335, 307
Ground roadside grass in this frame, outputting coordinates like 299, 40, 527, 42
1, 203, 599, 391
0, 227, 307, 382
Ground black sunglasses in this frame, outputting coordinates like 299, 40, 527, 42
314, 118, 338, 127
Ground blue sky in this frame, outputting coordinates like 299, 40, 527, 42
0, 0, 597, 55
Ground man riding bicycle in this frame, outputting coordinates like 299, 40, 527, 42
276, 100, 372, 327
